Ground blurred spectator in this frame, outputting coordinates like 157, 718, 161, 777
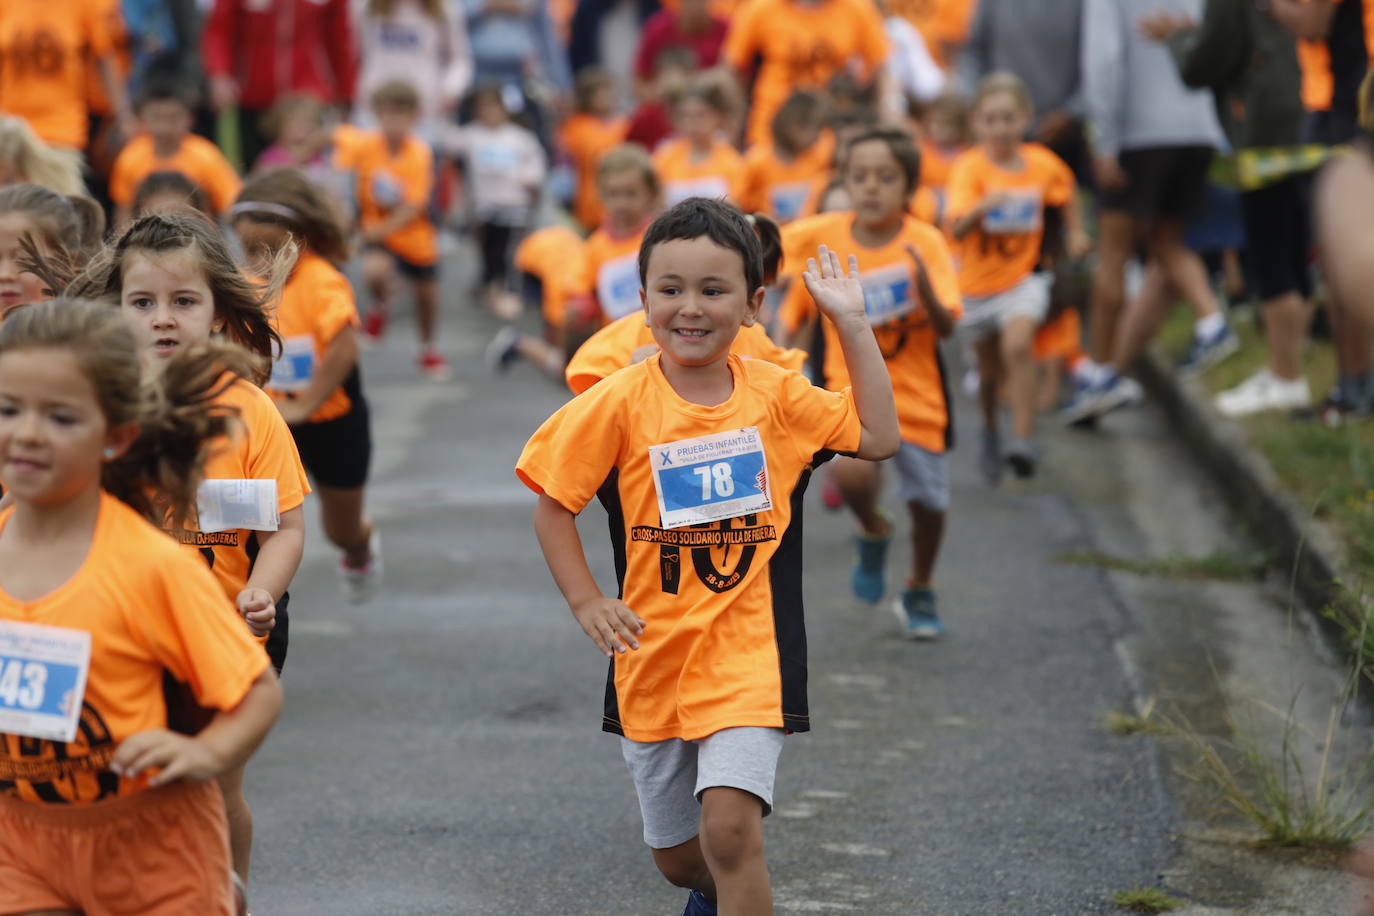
354, 0, 473, 144
1272, 0, 1371, 145
202, 0, 357, 169
568, 0, 658, 75
633, 0, 728, 98
885, 0, 976, 71
878, 0, 947, 118
463, 0, 572, 134
0, 116, 88, 198
626, 47, 695, 152
82, 0, 131, 200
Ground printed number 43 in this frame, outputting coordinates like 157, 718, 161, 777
693, 462, 736, 500
0, 658, 46, 709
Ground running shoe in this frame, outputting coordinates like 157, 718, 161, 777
419, 347, 452, 381
1293, 388, 1371, 427
892, 586, 944, 641
361, 308, 388, 346
1179, 323, 1239, 374
819, 471, 844, 510
979, 427, 1002, 486
681, 890, 718, 916
1059, 372, 1137, 426
232, 873, 249, 916
851, 524, 892, 604
1005, 437, 1039, 479
340, 531, 383, 604
485, 326, 522, 373
1215, 368, 1310, 417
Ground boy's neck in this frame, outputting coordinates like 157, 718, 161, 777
152, 135, 183, 158
850, 212, 904, 249
384, 133, 407, 154
658, 353, 735, 407
687, 136, 714, 157
985, 143, 1023, 168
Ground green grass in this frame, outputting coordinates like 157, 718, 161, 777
1105, 698, 1162, 736
1055, 549, 1272, 581
1112, 886, 1183, 912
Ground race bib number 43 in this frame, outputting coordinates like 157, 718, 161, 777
650, 428, 773, 529
0, 620, 90, 742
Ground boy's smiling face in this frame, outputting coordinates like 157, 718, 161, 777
642, 236, 762, 369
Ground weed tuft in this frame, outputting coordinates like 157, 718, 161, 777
1111, 885, 1182, 912
1106, 698, 1161, 735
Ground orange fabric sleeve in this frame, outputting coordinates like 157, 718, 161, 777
776, 367, 863, 462
515, 383, 628, 514
107, 141, 145, 207
243, 388, 310, 511
721, 3, 761, 71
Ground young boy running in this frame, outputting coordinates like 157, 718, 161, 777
517, 198, 898, 916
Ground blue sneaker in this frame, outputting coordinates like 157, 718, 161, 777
892, 587, 944, 640
681, 890, 718, 915
1179, 323, 1239, 374
1060, 371, 1137, 426
851, 525, 891, 604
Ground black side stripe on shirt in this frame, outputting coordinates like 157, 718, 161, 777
597, 470, 627, 736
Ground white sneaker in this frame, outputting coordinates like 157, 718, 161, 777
339, 530, 383, 604
1215, 369, 1310, 417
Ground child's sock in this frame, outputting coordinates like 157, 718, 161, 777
1194, 312, 1226, 341
1339, 371, 1374, 409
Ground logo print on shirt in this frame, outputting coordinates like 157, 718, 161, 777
0, 702, 119, 803
633, 514, 779, 594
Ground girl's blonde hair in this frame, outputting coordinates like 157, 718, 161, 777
974, 71, 1035, 119
0, 116, 87, 198
230, 168, 352, 265
0, 183, 106, 261
597, 143, 660, 195
0, 298, 258, 526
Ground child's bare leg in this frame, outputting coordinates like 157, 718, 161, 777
829, 456, 886, 537
974, 335, 1003, 429
908, 501, 945, 588
362, 249, 396, 313
652, 835, 717, 899
514, 336, 565, 377
316, 484, 373, 566
1000, 316, 1038, 440
217, 762, 253, 884
412, 276, 439, 347
699, 787, 771, 916
1037, 356, 1064, 411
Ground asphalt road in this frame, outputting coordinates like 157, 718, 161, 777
243, 256, 1310, 915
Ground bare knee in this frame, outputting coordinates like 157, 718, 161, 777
699, 790, 764, 873
652, 840, 711, 890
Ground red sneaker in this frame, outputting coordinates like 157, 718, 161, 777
419, 347, 451, 380
361, 308, 387, 344
820, 472, 843, 511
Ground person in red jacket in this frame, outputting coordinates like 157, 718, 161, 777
202, 0, 356, 168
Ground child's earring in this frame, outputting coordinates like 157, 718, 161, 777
102, 447, 117, 460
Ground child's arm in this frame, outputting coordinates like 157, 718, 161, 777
1062, 193, 1093, 259
236, 506, 306, 636
360, 203, 424, 245
111, 667, 283, 786
905, 243, 956, 339
275, 326, 359, 426
533, 493, 645, 659
949, 190, 1010, 240
801, 246, 899, 460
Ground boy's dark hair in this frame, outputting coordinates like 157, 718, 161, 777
771, 91, 824, 156
132, 171, 210, 217
844, 127, 923, 196
135, 66, 199, 112
371, 79, 421, 112
574, 68, 615, 112
638, 198, 764, 294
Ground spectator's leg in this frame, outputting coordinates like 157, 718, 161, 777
1112, 261, 1175, 372
1146, 218, 1221, 321
1088, 210, 1135, 366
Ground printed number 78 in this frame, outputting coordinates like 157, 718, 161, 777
694, 462, 736, 500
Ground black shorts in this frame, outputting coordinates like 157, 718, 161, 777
266, 590, 290, 674
1099, 145, 1213, 221
364, 243, 438, 281
1240, 174, 1312, 301
289, 370, 372, 489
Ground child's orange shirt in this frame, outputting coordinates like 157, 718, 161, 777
0, 0, 115, 149
733, 132, 837, 224
170, 377, 310, 602
0, 492, 269, 805
887, 0, 975, 69
653, 137, 743, 208
779, 212, 961, 452
515, 225, 587, 327
109, 134, 243, 214
266, 250, 360, 424
1034, 307, 1083, 364
350, 131, 437, 267
573, 225, 648, 324
517, 354, 862, 742
82, 0, 128, 118
566, 312, 807, 395
945, 143, 1074, 298
723, 0, 887, 145
910, 186, 941, 225
558, 113, 629, 231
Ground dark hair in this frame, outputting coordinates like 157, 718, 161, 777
468, 84, 508, 115
135, 67, 200, 113
574, 68, 615, 112
0, 183, 104, 262
231, 168, 352, 264
0, 298, 257, 526
676, 72, 742, 121
749, 212, 782, 287
132, 171, 210, 217
638, 198, 764, 293
771, 91, 825, 157
844, 127, 923, 196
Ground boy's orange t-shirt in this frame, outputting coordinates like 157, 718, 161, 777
168, 377, 310, 601
910, 185, 942, 225
945, 143, 1074, 298
733, 132, 837, 224
351, 131, 437, 267
565, 312, 807, 395
82, 0, 128, 117
266, 250, 360, 424
779, 211, 961, 452
1033, 307, 1083, 364
558, 113, 629, 231
515, 225, 587, 327
653, 138, 744, 208
0, 0, 115, 149
723, 0, 888, 145
572, 225, 648, 324
109, 134, 243, 214
0, 493, 269, 805
516, 354, 862, 742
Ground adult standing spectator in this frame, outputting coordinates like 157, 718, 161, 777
464, 0, 572, 143
354, 0, 473, 145
633, 0, 728, 98
202, 0, 357, 169
885, 0, 976, 71
1065, 0, 1229, 424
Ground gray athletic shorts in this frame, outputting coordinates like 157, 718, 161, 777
893, 441, 950, 512
620, 727, 785, 849
958, 272, 1052, 342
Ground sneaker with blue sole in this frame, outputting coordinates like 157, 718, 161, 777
851, 526, 891, 604
892, 587, 944, 640
1179, 324, 1239, 374
1060, 371, 1138, 426
681, 890, 718, 916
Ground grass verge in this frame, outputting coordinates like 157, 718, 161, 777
1112, 886, 1183, 912
1056, 549, 1271, 581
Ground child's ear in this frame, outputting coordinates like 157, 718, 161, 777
103, 421, 140, 463
640, 288, 650, 326
742, 286, 765, 328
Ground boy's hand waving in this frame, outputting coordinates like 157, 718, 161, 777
802, 246, 866, 325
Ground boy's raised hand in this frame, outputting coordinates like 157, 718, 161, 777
802, 246, 866, 324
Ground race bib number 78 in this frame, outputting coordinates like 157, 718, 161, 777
650, 428, 773, 529
0, 619, 91, 742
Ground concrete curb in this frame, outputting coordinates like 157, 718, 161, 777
1136, 351, 1353, 644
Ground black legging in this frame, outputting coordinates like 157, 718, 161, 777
478, 222, 517, 289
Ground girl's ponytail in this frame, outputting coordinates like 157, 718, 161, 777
748, 212, 783, 287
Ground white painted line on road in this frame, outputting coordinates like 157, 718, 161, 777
819, 842, 892, 858
800, 789, 850, 799
289, 620, 356, 637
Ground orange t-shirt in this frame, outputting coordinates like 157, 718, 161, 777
945, 143, 1074, 298
910, 185, 942, 225
266, 250, 360, 424
779, 211, 961, 452
573, 225, 649, 324
516, 354, 862, 741
723, 0, 888, 145
558, 113, 629, 231
169, 377, 310, 601
565, 312, 807, 394
733, 132, 837, 224
82, 0, 127, 117
653, 137, 744, 208
0, 0, 115, 149
0, 493, 269, 805
110, 134, 243, 214
886, 0, 974, 69
350, 131, 437, 267
1033, 307, 1083, 364
515, 225, 587, 327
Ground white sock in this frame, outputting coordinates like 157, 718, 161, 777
1195, 312, 1226, 340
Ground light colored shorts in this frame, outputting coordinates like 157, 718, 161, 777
958, 272, 1052, 342
893, 441, 950, 512
620, 726, 785, 849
